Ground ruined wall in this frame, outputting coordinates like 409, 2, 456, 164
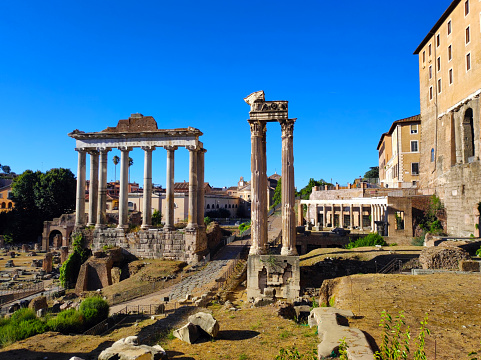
93, 228, 208, 263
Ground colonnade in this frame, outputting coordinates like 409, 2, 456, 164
74, 145, 206, 231
301, 199, 388, 232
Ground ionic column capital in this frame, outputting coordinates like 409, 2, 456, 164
118, 146, 133, 152
248, 120, 267, 137
164, 145, 178, 151
97, 147, 111, 154
141, 146, 156, 151
186, 145, 198, 152
279, 118, 296, 139
87, 149, 99, 156
75, 148, 87, 153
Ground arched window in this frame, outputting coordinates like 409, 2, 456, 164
431, 148, 435, 162
235, 204, 238, 208
7, 203, 12, 208
225, 204, 227, 208
216, 204, 219, 209
463, 108, 475, 161
206, 204, 210, 209
1, 202, 5, 209
228, 204, 231, 208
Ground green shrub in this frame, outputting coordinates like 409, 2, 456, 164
204, 216, 212, 226
152, 210, 163, 227
79, 296, 109, 328
345, 233, 387, 249
476, 247, 481, 257
0, 309, 46, 347
60, 233, 91, 288
10, 308, 36, 323
239, 221, 251, 235
46, 309, 84, 334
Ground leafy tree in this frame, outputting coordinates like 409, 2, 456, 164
272, 178, 282, 208
152, 210, 163, 227
6, 168, 76, 243
363, 166, 379, 180
296, 178, 331, 200
205, 208, 231, 218
59, 233, 91, 288
1, 165, 11, 174
112, 155, 120, 182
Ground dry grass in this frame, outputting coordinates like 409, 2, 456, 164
101, 259, 185, 299
300, 246, 423, 266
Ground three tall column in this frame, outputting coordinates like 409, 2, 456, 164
75, 149, 86, 227
141, 146, 154, 229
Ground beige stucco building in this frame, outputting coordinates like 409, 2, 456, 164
414, 0, 481, 236
377, 115, 421, 188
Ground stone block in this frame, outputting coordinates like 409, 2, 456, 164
188, 312, 219, 338
29, 296, 47, 311
459, 260, 480, 272
173, 322, 199, 344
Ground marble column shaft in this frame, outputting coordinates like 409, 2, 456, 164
96, 148, 109, 228
280, 119, 297, 256
118, 147, 131, 228
187, 146, 198, 230
87, 150, 99, 226
142, 147, 154, 229
164, 146, 177, 230
349, 204, 353, 229
249, 120, 267, 255
340, 204, 344, 228
197, 149, 206, 227
359, 204, 363, 230
323, 206, 327, 228
75, 149, 87, 227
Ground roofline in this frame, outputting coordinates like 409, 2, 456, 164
377, 115, 421, 150
414, 0, 460, 55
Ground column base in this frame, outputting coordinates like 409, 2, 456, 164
249, 246, 268, 256
95, 224, 107, 230
141, 225, 151, 230
163, 225, 175, 232
280, 247, 298, 256
186, 224, 198, 231
117, 224, 128, 230
86, 222, 96, 227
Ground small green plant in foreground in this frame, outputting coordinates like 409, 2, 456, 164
345, 233, 387, 249
275, 347, 317, 360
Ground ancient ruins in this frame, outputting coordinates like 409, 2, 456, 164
68, 114, 208, 263
244, 91, 300, 300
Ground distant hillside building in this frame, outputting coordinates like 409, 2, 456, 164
0, 185, 13, 213
414, 0, 481, 236
377, 115, 421, 189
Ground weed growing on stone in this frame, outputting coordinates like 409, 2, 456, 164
275, 347, 317, 359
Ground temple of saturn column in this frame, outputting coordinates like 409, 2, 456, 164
68, 114, 208, 263
244, 91, 300, 301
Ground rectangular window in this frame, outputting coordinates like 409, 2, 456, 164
436, 34, 440, 47
429, 65, 432, 79
449, 68, 453, 84
438, 78, 442, 93
412, 163, 419, 175
466, 26, 470, 44
429, 43, 432, 56
448, 20, 452, 35
430, 86, 433, 100
395, 211, 405, 230
437, 56, 441, 71
411, 140, 419, 152
465, 0, 469, 16
448, 45, 452, 61
467, 53, 471, 71
411, 124, 418, 134
423, 50, 426, 63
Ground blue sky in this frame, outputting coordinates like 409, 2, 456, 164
0, 0, 452, 189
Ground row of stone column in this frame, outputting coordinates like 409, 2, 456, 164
249, 118, 297, 256
304, 203, 387, 230
75, 146, 206, 230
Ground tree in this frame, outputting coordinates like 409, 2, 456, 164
272, 178, 282, 208
128, 157, 133, 183
1, 165, 11, 174
296, 178, 331, 200
152, 210, 163, 227
112, 156, 120, 182
7, 168, 76, 243
363, 166, 379, 180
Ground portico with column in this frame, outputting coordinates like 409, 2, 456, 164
69, 114, 208, 263
244, 91, 300, 301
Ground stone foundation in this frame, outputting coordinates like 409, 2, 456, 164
92, 227, 208, 263
246, 255, 300, 301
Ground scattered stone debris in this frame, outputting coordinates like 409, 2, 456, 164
188, 311, 219, 337
98, 336, 167, 360
5, 260, 14, 268
29, 295, 48, 312
173, 322, 200, 344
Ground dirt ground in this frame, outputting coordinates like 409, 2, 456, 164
330, 273, 481, 359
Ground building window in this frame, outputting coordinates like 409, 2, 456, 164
436, 34, 440, 47
429, 43, 432, 56
206, 204, 210, 209
429, 86, 433, 100
448, 20, 452, 35
225, 204, 227, 208
449, 68, 453, 84
437, 56, 441, 71
395, 211, 405, 230
423, 51, 426, 63
438, 78, 442, 93
429, 65, 432, 79
412, 163, 419, 175
411, 140, 419, 152
466, 26, 470, 44
467, 53, 471, 71
448, 45, 452, 61
1, 202, 5, 209
411, 124, 418, 134
465, 0, 469, 16
7, 203, 12, 209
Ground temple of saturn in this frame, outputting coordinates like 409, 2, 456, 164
244, 91, 300, 301
68, 114, 208, 263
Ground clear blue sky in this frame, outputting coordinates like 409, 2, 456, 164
0, 0, 452, 189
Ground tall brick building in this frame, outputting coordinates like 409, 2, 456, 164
414, 0, 481, 236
